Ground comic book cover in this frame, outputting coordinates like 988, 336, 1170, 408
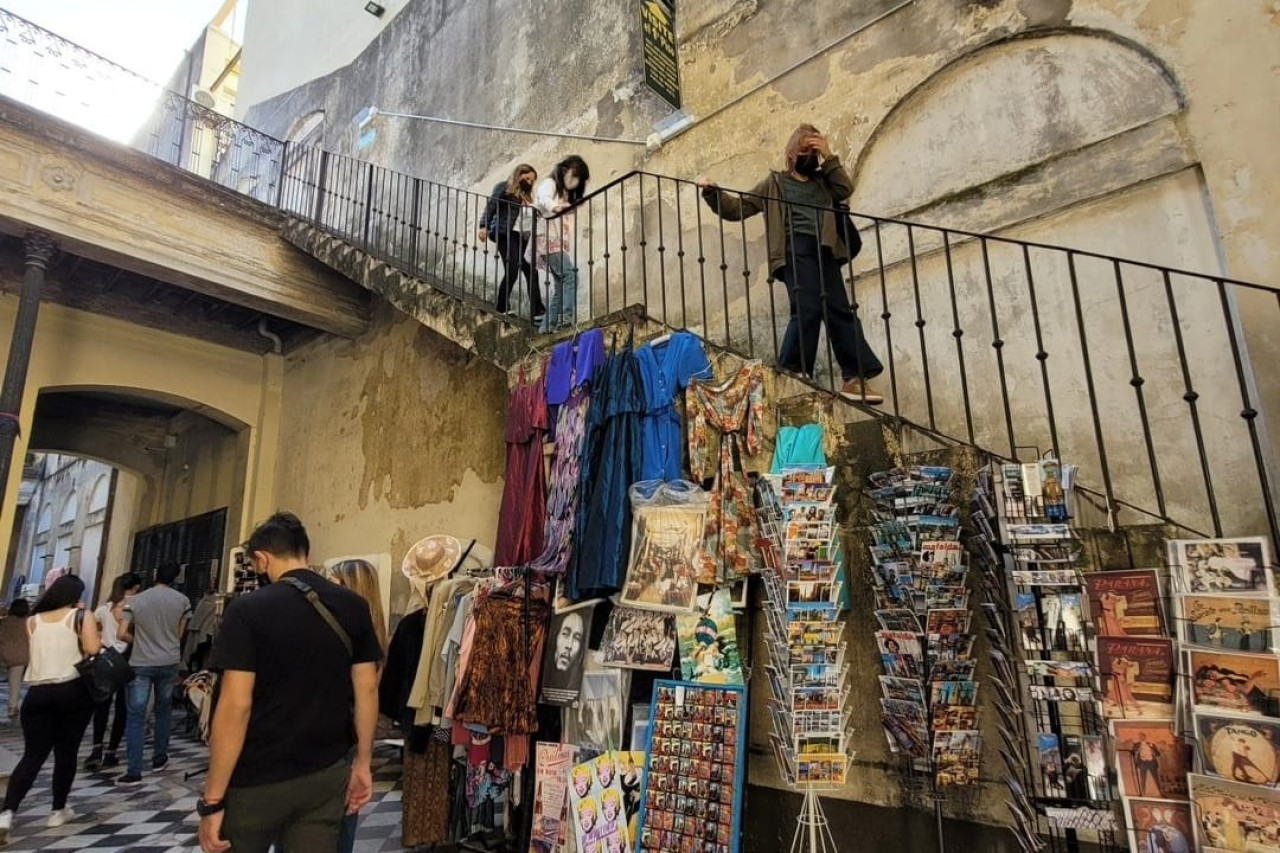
1126, 798, 1194, 853
1085, 569, 1165, 637
1111, 720, 1189, 800
1095, 637, 1175, 719
933, 730, 980, 786
1181, 595, 1275, 653
1189, 773, 1280, 852
1196, 713, 1280, 786
1169, 537, 1272, 596
1189, 649, 1280, 717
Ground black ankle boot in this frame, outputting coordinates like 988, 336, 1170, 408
85, 745, 103, 771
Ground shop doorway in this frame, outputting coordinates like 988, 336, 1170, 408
130, 507, 227, 605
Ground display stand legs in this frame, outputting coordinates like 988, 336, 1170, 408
790, 787, 839, 853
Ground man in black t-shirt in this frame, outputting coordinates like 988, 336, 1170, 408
197, 513, 381, 853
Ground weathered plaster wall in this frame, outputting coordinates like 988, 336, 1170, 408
271, 302, 509, 621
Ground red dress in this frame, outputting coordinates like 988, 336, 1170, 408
494, 374, 549, 565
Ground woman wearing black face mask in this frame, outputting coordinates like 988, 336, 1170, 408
479, 164, 544, 320
697, 124, 884, 404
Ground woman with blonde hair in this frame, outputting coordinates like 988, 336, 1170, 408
329, 560, 388, 656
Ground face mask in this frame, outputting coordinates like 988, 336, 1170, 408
520, 178, 533, 191
794, 153, 820, 176
564, 175, 581, 191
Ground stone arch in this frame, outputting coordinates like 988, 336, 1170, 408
88, 473, 111, 513
851, 28, 1187, 221
286, 110, 326, 145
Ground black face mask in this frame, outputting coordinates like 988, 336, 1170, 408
794, 153, 820, 176
520, 179, 533, 192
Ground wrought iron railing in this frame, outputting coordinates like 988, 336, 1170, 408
0, 8, 284, 203
280, 145, 1280, 546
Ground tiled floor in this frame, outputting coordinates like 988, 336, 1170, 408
0, 687, 410, 852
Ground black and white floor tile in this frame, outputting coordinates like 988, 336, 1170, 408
0, 686, 410, 852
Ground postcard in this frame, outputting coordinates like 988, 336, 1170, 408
1012, 569, 1080, 586
1016, 591, 1043, 651
1181, 595, 1274, 653
1028, 684, 1094, 702
1195, 712, 1280, 786
880, 653, 920, 679
1169, 537, 1272, 596
1126, 798, 1194, 853
1082, 735, 1111, 801
1056, 592, 1086, 652
921, 540, 963, 568
1188, 649, 1280, 716
875, 610, 923, 634
932, 704, 977, 732
881, 700, 929, 758
1038, 732, 1066, 797
933, 730, 980, 787
879, 676, 925, 704
600, 607, 677, 672
929, 680, 978, 708
925, 608, 971, 636
928, 633, 974, 662
1025, 659, 1093, 680
1085, 569, 1165, 637
1059, 734, 1090, 801
876, 630, 922, 659
1095, 636, 1175, 719
1112, 720, 1189, 800
1189, 773, 1280, 852
787, 580, 841, 611
675, 588, 744, 685
930, 661, 976, 682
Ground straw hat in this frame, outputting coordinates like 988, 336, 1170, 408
401, 535, 462, 586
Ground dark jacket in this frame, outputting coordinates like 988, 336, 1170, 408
480, 181, 531, 235
700, 155, 855, 274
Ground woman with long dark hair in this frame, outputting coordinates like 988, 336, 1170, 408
0, 575, 100, 844
85, 572, 141, 771
697, 124, 885, 404
535, 154, 590, 333
479, 164, 544, 320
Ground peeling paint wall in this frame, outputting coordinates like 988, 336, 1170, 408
271, 302, 509, 621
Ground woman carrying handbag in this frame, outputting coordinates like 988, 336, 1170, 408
0, 575, 101, 846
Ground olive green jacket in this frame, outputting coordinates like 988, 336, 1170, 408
700, 156, 855, 275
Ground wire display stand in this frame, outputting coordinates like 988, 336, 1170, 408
789, 787, 841, 853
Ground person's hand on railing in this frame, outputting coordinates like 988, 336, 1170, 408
695, 176, 717, 190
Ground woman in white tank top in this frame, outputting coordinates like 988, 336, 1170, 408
0, 575, 101, 845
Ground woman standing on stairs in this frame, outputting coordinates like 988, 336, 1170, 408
535, 155, 590, 333
479, 164, 544, 322
0, 576, 101, 846
696, 124, 885, 405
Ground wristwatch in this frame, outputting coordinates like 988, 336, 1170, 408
196, 797, 226, 817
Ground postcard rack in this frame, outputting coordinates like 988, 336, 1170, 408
993, 461, 1128, 853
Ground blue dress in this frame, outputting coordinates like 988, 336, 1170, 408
635, 332, 712, 482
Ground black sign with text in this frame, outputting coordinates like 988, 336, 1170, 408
640, 0, 681, 110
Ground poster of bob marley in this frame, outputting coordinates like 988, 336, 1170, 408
567, 752, 631, 853
620, 481, 709, 613
676, 588, 744, 685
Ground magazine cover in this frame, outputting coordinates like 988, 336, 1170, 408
1112, 720, 1189, 799
600, 607, 678, 672
675, 588, 744, 685
1181, 595, 1275, 652
1189, 773, 1280, 851
1085, 569, 1165, 637
1196, 713, 1280, 785
933, 730, 980, 786
1169, 537, 1272, 596
1188, 649, 1280, 716
620, 500, 707, 613
1095, 637, 1175, 719
1038, 732, 1066, 797
1126, 798, 1194, 853
567, 753, 631, 853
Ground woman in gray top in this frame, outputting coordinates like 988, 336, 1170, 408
697, 124, 885, 404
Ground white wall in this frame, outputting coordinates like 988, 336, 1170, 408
237, 0, 408, 114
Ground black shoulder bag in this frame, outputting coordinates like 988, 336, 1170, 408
281, 577, 353, 658
74, 610, 135, 704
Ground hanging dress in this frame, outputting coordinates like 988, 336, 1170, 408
494, 372, 549, 566
687, 361, 766, 584
635, 331, 712, 481
569, 337, 645, 600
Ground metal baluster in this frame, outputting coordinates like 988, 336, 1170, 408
450, 186, 461, 293
1112, 261, 1166, 519
1022, 245, 1061, 461
638, 174, 650, 318
655, 175, 669, 326
1216, 279, 1279, 547
942, 231, 975, 444
906, 225, 935, 429
762, 191, 780, 367
1066, 251, 1117, 523
739, 206, 755, 359
620, 179, 630, 309
980, 237, 1017, 458
588, 196, 600, 319
695, 190, 708, 333
675, 181, 688, 330
362, 162, 375, 252
410, 177, 423, 275
717, 198, 733, 351
603, 194, 612, 315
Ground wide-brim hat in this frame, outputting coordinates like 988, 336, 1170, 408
402, 535, 463, 586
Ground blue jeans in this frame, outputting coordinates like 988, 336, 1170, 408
539, 251, 578, 332
126, 664, 178, 776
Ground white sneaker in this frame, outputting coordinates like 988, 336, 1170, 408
46, 808, 75, 828
0, 809, 12, 845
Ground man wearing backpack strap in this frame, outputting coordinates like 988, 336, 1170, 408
197, 513, 381, 853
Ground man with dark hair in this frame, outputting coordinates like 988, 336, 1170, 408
197, 512, 380, 853
116, 562, 191, 788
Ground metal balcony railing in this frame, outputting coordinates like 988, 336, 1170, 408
0, 8, 284, 203
280, 145, 1280, 546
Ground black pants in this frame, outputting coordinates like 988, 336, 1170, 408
495, 231, 543, 316
778, 234, 883, 382
221, 759, 349, 853
91, 684, 127, 753
3, 680, 95, 812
